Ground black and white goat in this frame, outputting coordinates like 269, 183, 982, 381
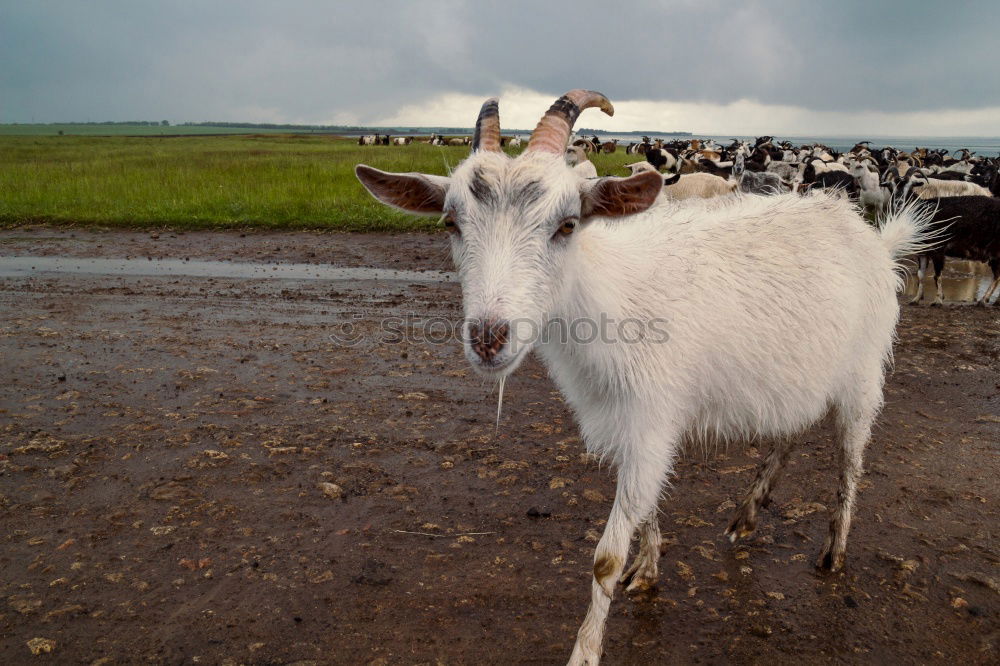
892, 169, 992, 200
910, 196, 1000, 306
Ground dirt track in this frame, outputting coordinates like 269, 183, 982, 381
1, 228, 998, 665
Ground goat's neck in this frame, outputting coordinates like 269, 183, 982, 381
541, 225, 649, 354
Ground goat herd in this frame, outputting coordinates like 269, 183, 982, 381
359, 130, 999, 307
570, 135, 1000, 307
358, 132, 522, 147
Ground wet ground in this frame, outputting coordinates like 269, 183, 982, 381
1, 228, 998, 665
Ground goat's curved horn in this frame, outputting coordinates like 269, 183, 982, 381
471, 98, 501, 152
527, 89, 614, 154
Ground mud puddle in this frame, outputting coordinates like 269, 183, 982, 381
903, 260, 998, 304
0, 255, 454, 283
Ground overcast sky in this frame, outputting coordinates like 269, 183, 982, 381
2, 0, 998, 136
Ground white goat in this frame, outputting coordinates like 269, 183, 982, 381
662, 172, 737, 200
356, 90, 932, 665
565, 146, 598, 178
850, 162, 888, 212
573, 161, 598, 179
623, 160, 657, 175
902, 173, 992, 200
806, 156, 849, 175
565, 144, 588, 167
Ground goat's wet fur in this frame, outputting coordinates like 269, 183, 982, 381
356, 90, 939, 666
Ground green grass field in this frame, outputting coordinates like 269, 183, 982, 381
0, 135, 642, 231
0, 124, 319, 137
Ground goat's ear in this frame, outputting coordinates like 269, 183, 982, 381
580, 171, 663, 218
355, 165, 449, 215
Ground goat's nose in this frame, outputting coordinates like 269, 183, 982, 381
468, 319, 509, 362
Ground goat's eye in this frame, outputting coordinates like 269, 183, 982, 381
556, 217, 578, 237
442, 213, 459, 233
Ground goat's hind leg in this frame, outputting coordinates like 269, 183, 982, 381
619, 512, 661, 593
726, 438, 796, 542
817, 387, 880, 572
930, 254, 945, 307
976, 259, 1000, 307
908, 256, 927, 305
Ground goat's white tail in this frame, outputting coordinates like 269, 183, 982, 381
877, 197, 944, 265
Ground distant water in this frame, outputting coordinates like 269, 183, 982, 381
588, 134, 1000, 156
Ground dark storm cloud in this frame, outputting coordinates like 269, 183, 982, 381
1, 0, 997, 123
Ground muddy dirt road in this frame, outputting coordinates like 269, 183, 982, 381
1, 229, 998, 664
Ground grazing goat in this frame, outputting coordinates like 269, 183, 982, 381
909, 196, 1000, 306
355, 90, 933, 665
901, 173, 992, 200
802, 158, 849, 184
573, 161, 598, 179
766, 160, 805, 185
738, 169, 790, 195
623, 160, 657, 175
662, 172, 738, 200
926, 169, 973, 181
565, 145, 597, 178
644, 147, 679, 173
565, 145, 589, 167
808, 171, 859, 197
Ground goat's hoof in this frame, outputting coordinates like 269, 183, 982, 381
567, 641, 602, 666
622, 567, 658, 594
624, 575, 657, 594
620, 559, 658, 593
815, 548, 845, 572
930, 300, 944, 308
906, 299, 921, 306
724, 513, 757, 542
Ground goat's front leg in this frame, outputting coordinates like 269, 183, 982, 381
568, 454, 673, 666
